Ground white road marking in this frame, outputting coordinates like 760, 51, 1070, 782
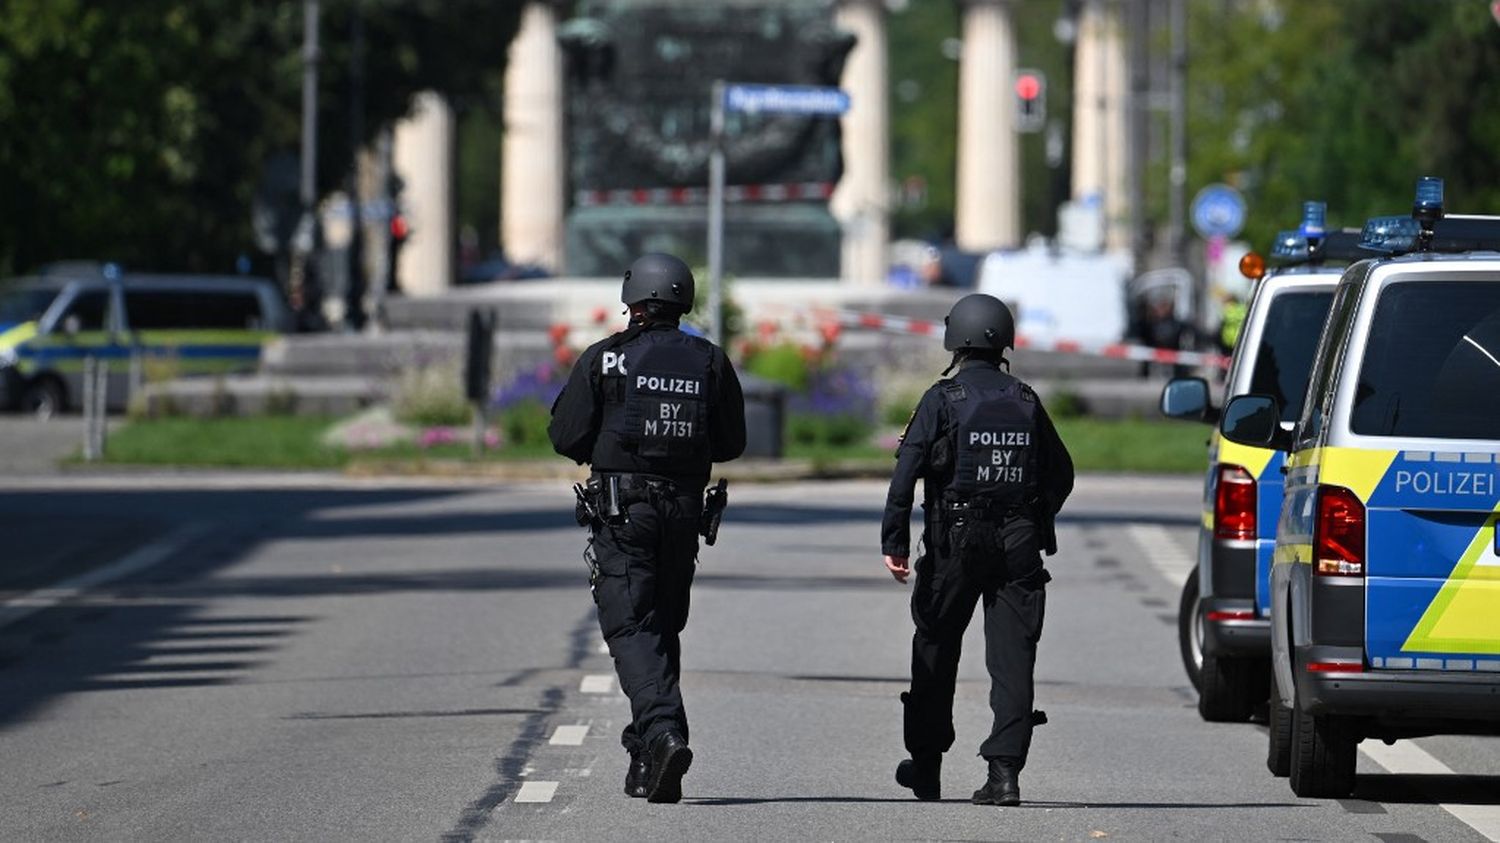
512, 781, 559, 803
1126, 524, 1193, 588
549, 725, 589, 746
1362, 740, 1500, 842
580, 674, 614, 694
0, 523, 210, 630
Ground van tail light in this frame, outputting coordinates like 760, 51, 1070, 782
1214, 465, 1257, 541
1314, 485, 1365, 576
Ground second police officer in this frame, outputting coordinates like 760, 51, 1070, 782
549, 253, 746, 803
882, 293, 1074, 806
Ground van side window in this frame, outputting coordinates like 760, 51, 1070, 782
1296, 270, 1366, 446
126, 290, 262, 330
59, 289, 110, 331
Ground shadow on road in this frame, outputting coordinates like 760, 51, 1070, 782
1357, 773, 1500, 805
685, 796, 1309, 809
0, 485, 569, 733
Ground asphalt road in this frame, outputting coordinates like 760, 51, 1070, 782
0, 473, 1497, 842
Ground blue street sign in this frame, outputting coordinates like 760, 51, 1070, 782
723, 84, 850, 116
1191, 183, 1248, 239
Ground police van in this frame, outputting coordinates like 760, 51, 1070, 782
1160, 203, 1364, 722
0, 268, 291, 417
1219, 178, 1500, 798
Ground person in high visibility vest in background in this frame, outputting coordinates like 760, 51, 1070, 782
1217, 293, 1247, 355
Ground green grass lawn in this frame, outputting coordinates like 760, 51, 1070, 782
99, 416, 350, 469
99, 414, 1212, 475
1054, 417, 1210, 474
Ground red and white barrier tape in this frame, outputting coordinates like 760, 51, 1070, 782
822, 309, 1231, 369
574, 181, 835, 208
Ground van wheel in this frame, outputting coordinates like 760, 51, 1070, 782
22, 377, 66, 419
1198, 653, 1265, 722
1178, 568, 1203, 691
1289, 703, 1357, 798
1267, 674, 1293, 777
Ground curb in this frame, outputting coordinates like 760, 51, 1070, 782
341, 457, 898, 483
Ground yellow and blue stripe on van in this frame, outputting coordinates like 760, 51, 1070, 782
1283, 446, 1500, 671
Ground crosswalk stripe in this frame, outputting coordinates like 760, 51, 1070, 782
1362, 740, 1500, 841
1126, 524, 1193, 588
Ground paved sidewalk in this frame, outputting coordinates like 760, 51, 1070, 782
0, 417, 88, 475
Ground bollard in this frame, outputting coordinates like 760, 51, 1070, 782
465, 308, 497, 456
82, 356, 97, 461
94, 359, 109, 458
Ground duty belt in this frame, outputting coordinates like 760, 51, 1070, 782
592, 472, 680, 495
942, 498, 1026, 520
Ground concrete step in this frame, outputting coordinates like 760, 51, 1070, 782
139, 375, 387, 418
261, 331, 552, 379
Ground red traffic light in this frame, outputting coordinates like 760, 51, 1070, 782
1015, 73, 1042, 101
390, 214, 409, 241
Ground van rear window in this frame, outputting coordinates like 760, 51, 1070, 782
1248, 291, 1334, 422
1351, 280, 1500, 439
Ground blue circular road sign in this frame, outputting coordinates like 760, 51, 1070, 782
1191, 184, 1247, 239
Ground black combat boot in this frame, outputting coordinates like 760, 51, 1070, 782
624, 752, 650, 798
970, 758, 1020, 806
645, 732, 693, 804
895, 753, 941, 801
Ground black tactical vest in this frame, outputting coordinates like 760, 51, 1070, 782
941, 377, 1040, 504
595, 328, 713, 467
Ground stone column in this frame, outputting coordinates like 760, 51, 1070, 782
392, 90, 456, 296
831, 0, 890, 285
955, 0, 1020, 252
501, 1, 565, 273
1070, 0, 1130, 251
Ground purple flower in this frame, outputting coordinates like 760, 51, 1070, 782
492, 363, 564, 410
787, 366, 877, 422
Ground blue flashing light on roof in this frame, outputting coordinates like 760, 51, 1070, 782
1359, 215, 1421, 254
1300, 201, 1326, 240
1413, 176, 1445, 221
1270, 230, 1309, 261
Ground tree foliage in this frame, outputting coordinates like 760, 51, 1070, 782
0, 0, 522, 276
1185, 0, 1500, 250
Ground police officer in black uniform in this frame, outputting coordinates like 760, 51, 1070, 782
882, 293, 1074, 806
549, 253, 746, 803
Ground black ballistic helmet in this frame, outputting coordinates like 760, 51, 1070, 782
621, 252, 695, 311
943, 293, 1016, 351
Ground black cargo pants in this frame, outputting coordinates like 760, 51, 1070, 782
589, 483, 703, 757
904, 512, 1047, 767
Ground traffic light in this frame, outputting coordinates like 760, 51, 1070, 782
1015, 69, 1046, 134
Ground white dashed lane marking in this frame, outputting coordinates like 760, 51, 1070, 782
549, 725, 590, 746
512, 781, 559, 804
1126, 524, 1193, 588
1361, 741, 1500, 842
580, 674, 614, 694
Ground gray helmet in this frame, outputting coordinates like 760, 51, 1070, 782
943, 293, 1015, 351
621, 252, 695, 311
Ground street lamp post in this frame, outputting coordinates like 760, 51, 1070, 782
294, 0, 323, 329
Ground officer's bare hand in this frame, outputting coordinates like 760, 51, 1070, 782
884, 555, 910, 584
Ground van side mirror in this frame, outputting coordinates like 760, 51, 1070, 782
62, 315, 81, 337
1221, 394, 1292, 451
1160, 377, 1219, 425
